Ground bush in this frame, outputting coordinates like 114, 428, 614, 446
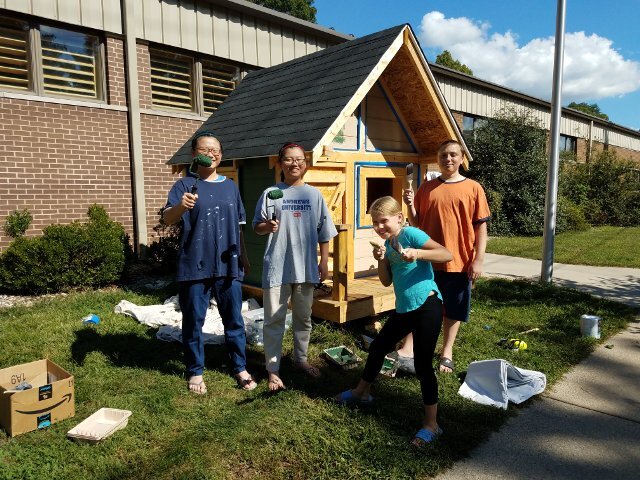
146, 208, 181, 274
3, 209, 32, 238
556, 196, 589, 233
0, 205, 126, 294
560, 151, 640, 227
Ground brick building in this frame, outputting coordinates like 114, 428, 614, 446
1, 0, 638, 252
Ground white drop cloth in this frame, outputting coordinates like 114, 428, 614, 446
458, 359, 547, 409
113, 296, 288, 346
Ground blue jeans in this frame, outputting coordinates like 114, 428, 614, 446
179, 277, 247, 377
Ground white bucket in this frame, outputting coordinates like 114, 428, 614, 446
580, 314, 601, 339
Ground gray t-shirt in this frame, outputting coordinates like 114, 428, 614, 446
253, 182, 338, 289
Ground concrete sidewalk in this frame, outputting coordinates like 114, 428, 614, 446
437, 254, 640, 480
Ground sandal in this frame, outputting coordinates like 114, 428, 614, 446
235, 374, 257, 391
439, 357, 455, 373
333, 389, 374, 406
411, 427, 443, 449
187, 378, 207, 395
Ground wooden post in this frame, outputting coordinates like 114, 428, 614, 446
332, 224, 351, 301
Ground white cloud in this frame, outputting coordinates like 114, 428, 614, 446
418, 11, 640, 102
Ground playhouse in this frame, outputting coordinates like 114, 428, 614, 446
168, 24, 470, 323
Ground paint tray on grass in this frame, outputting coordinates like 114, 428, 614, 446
67, 408, 132, 443
322, 346, 362, 370
379, 355, 399, 378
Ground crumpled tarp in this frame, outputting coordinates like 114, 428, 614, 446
113, 296, 288, 346
458, 359, 547, 409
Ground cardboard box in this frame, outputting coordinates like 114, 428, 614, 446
0, 359, 75, 437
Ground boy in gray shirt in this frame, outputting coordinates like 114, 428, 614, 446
253, 142, 337, 391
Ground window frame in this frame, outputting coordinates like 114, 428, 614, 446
559, 134, 577, 154
0, 15, 105, 102
356, 164, 407, 228
149, 45, 240, 116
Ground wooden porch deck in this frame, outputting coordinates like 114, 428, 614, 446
311, 275, 395, 324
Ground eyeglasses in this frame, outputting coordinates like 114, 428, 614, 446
196, 147, 222, 155
282, 157, 306, 165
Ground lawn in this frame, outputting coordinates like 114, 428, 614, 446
486, 226, 640, 268
0, 280, 635, 479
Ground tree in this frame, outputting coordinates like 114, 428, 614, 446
247, 0, 317, 23
466, 108, 548, 236
567, 102, 609, 121
435, 50, 473, 76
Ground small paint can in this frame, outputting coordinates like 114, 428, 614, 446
82, 314, 100, 325
580, 314, 601, 339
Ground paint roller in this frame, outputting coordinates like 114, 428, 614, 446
189, 153, 213, 194
266, 188, 283, 221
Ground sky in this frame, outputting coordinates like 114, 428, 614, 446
314, 0, 640, 130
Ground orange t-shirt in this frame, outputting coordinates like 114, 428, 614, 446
414, 177, 491, 272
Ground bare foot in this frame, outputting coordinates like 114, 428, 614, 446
187, 375, 207, 395
267, 372, 286, 391
235, 371, 257, 390
294, 361, 321, 378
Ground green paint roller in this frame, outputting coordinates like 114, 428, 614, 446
189, 153, 213, 194
266, 188, 283, 220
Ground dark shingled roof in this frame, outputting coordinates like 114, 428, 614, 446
168, 25, 407, 164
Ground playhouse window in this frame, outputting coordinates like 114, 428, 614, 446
366, 178, 393, 212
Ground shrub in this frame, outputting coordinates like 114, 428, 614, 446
147, 208, 181, 274
0, 205, 126, 294
560, 151, 640, 227
556, 196, 589, 233
3, 209, 32, 238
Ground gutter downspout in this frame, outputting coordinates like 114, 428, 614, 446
588, 120, 593, 162
122, 0, 147, 256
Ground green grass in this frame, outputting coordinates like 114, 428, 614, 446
0, 280, 635, 479
487, 226, 640, 268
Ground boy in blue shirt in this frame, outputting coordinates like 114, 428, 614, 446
162, 132, 256, 394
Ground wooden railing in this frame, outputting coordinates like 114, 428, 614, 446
331, 224, 352, 301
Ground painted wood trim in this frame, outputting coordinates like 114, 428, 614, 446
312, 28, 406, 159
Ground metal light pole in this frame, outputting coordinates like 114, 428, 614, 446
541, 0, 567, 283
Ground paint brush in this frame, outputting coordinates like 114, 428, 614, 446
405, 163, 414, 191
266, 188, 283, 220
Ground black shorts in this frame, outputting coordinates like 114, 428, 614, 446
434, 271, 472, 322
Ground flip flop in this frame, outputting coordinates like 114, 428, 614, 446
187, 378, 207, 395
439, 357, 454, 373
235, 374, 257, 391
411, 427, 443, 449
334, 389, 374, 406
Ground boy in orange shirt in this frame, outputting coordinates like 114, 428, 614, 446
402, 140, 490, 373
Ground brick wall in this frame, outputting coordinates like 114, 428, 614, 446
106, 37, 127, 107
0, 98, 133, 250
137, 44, 152, 109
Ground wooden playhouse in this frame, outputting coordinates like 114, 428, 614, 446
168, 24, 471, 323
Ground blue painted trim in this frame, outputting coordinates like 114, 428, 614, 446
364, 83, 417, 153
354, 161, 408, 229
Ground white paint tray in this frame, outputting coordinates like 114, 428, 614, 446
67, 408, 132, 443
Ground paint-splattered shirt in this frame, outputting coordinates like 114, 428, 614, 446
166, 175, 246, 282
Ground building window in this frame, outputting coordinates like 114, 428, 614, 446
150, 50, 193, 111
0, 16, 103, 100
0, 18, 30, 91
559, 134, 577, 154
40, 26, 100, 99
150, 48, 239, 115
202, 60, 237, 114
462, 114, 486, 140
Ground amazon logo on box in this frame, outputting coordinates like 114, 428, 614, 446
0, 359, 75, 437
